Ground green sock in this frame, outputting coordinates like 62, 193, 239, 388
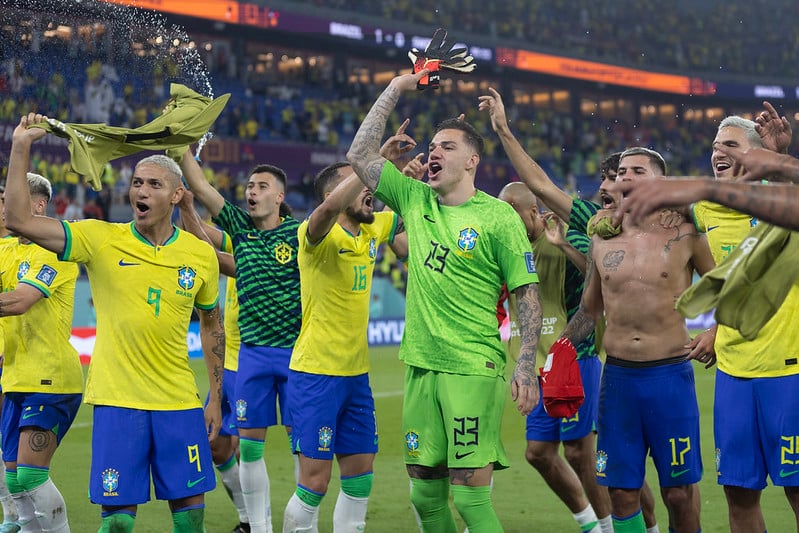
613, 509, 646, 533
296, 484, 324, 507
172, 507, 205, 533
340, 472, 373, 498
98, 512, 136, 533
450, 484, 502, 533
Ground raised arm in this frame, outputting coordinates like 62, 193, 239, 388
307, 173, 368, 243
478, 88, 574, 221
5, 114, 68, 254
347, 71, 427, 191
511, 282, 542, 417
197, 304, 225, 441
179, 150, 225, 217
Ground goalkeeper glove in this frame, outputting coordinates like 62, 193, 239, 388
408, 28, 476, 90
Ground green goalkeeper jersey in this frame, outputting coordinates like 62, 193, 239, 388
375, 163, 539, 377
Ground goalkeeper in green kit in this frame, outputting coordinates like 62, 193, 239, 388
347, 30, 543, 532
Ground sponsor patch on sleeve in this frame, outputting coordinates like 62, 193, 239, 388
524, 252, 537, 274
35, 265, 57, 286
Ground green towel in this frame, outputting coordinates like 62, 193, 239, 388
587, 213, 622, 239
32, 84, 230, 191
677, 223, 799, 340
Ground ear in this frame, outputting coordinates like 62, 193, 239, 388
171, 186, 185, 206
465, 152, 480, 171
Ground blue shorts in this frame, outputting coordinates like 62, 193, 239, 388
234, 344, 291, 429
526, 357, 600, 442
205, 369, 238, 437
90, 406, 216, 505
596, 357, 702, 489
715, 369, 799, 489
1, 392, 82, 463
287, 371, 377, 460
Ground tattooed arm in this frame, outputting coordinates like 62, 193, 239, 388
561, 240, 600, 344
511, 282, 542, 416
198, 304, 225, 441
347, 70, 429, 192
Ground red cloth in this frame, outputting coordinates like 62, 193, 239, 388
539, 338, 585, 418
496, 284, 509, 327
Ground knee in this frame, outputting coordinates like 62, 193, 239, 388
662, 485, 694, 510
409, 477, 449, 516
525, 442, 552, 470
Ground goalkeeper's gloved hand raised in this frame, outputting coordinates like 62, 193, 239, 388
408, 28, 476, 90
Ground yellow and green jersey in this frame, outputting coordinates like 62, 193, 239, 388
60, 220, 219, 409
693, 201, 799, 377
291, 211, 397, 376
2, 239, 81, 393
220, 232, 240, 372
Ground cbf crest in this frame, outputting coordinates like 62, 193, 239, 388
235, 399, 247, 420
596, 450, 608, 477
177, 266, 196, 291
405, 430, 420, 458
318, 426, 333, 452
457, 227, 479, 253
17, 261, 30, 280
275, 242, 293, 265
368, 238, 377, 259
102, 468, 120, 496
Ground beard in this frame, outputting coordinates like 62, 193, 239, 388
346, 205, 375, 224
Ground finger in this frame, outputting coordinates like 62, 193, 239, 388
414, 152, 425, 162
511, 380, 519, 402
457, 113, 465, 121
411, 68, 430, 82
488, 87, 500, 100
762, 100, 778, 119
395, 118, 410, 136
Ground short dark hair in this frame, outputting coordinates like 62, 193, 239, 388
249, 164, 287, 190
600, 152, 622, 178
619, 147, 667, 175
434, 118, 484, 157
314, 161, 351, 204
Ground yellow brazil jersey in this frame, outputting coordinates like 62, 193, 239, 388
693, 201, 799, 377
0, 235, 19, 356
61, 220, 220, 410
291, 211, 397, 376
2, 240, 81, 393
220, 232, 240, 371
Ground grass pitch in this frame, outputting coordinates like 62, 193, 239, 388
46, 346, 795, 531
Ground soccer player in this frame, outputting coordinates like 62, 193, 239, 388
560, 148, 716, 533
613, 112, 799, 532
179, 151, 301, 533
283, 162, 402, 532
497, 181, 607, 533
0, 173, 80, 532
177, 191, 250, 533
5, 113, 225, 533
347, 70, 543, 532
0, 185, 20, 530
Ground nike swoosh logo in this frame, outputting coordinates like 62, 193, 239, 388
780, 468, 799, 478
670, 469, 690, 478
454, 451, 474, 460
561, 425, 577, 432
339, 248, 355, 255
423, 214, 435, 223
247, 233, 260, 240
706, 225, 719, 232
186, 476, 206, 488
118, 259, 141, 267
22, 411, 41, 420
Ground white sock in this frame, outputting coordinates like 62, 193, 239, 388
10, 491, 41, 532
646, 526, 660, 533
217, 459, 248, 523
598, 515, 613, 533
28, 480, 68, 532
332, 490, 368, 533
283, 493, 318, 533
0, 460, 18, 524
573, 504, 600, 533
240, 459, 271, 533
